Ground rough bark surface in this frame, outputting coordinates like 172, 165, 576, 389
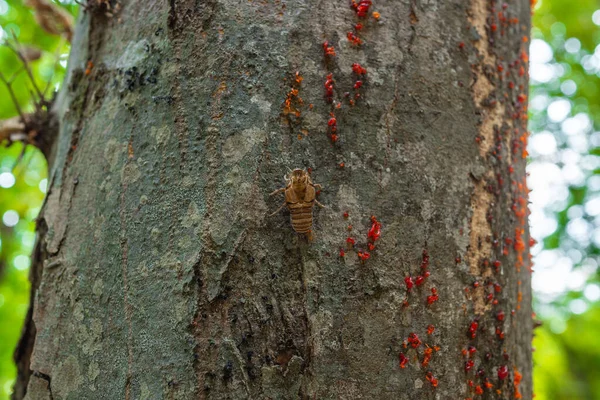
14, 0, 533, 399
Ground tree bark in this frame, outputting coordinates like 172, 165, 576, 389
14, 0, 533, 399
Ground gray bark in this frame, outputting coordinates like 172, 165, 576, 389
14, 0, 533, 399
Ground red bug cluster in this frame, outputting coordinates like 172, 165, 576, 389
468, 320, 478, 339
368, 215, 381, 241
347, 31, 363, 46
357, 250, 370, 262
497, 365, 509, 380
328, 112, 338, 142
351, 0, 372, 17
465, 359, 474, 372
414, 250, 431, 286
514, 369, 523, 399
407, 332, 422, 348
322, 40, 336, 57
352, 62, 367, 75
425, 371, 438, 387
282, 72, 304, 118
324, 73, 335, 104
422, 346, 433, 367
399, 353, 408, 369
341, 215, 382, 263
426, 288, 439, 305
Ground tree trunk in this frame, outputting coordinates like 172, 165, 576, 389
14, 0, 533, 399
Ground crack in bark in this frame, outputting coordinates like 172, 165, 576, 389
120, 136, 134, 400
32, 371, 54, 400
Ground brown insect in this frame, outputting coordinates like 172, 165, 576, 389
270, 169, 325, 240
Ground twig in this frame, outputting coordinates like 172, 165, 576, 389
0, 71, 25, 119
5, 34, 45, 102
12, 142, 30, 173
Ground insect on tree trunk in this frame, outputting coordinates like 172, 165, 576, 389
13, 0, 533, 399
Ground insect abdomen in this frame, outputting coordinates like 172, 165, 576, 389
288, 202, 313, 234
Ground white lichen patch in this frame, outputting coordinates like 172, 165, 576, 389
92, 278, 103, 296
137, 261, 149, 278
140, 382, 151, 400
112, 39, 151, 69
309, 310, 333, 357
414, 378, 424, 389
151, 125, 171, 147
87, 361, 99, 382
52, 355, 82, 398
150, 227, 161, 241
336, 184, 360, 215
76, 318, 103, 356
234, 182, 267, 227
121, 161, 141, 185
222, 127, 266, 164
73, 302, 85, 322
181, 201, 201, 228
250, 94, 272, 113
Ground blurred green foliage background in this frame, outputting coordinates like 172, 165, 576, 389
0, 0, 599, 399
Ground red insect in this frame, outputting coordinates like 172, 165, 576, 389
465, 360, 474, 372
323, 41, 336, 57
339, 248, 346, 257
425, 371, 438, 387
407, 332, 422, 348
496, 328, 505, 340
352, 63, 367, 75
422, 346, 433, 367
368, 217, 381, 241
427, 325, 435, 335
354, 80, 363, 89
405, 276, 414, 291
427, 288, 439, 305
399, 353, 409, 369
324, 73, 335, 103
468, 321, 478, 339
328, 114, 337, 133
347, 237, 356, 246
498, 365, 509, 380
351, 0, 373, 17
347, 31, 363, 46
357, 251, 370, 262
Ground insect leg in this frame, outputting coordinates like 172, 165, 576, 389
313, 184, 323, 190
270, 187, 286, 196
269, 202, 287, 216
315, 200, 326, 208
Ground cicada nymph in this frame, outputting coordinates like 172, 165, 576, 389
270, 169, 325, 241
